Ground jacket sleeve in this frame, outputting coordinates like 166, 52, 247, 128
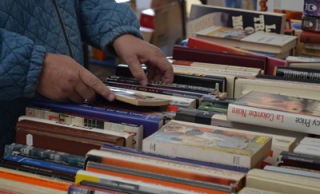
0, 28, 46, 100
79, 0, 143, 57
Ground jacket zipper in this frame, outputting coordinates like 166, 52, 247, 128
51, 0, 74, 58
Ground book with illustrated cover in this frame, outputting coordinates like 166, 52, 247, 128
304, 0, 320, 17
188, 4, 286, 37
196, 26, 297, 54
302, 15, 320, 32
142, 120, 272, 169
112, 89, 170, 107
228, 91, 320, 135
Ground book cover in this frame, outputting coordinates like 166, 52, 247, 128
299, 136, 320, 147
112, 89, 170, 107
142, 120, 272, 169
302, 15, 320, 32
304, 0, 320, 17
228, 91, 320, 135
278, 151, 320, 170
196, 26, 297, 54
293, 144, 320, 157
32, 98, 164, 138
300, 31, 320, 44
188, 4, 286, 35
187, 37, 286, 75
84, 149, 245, 192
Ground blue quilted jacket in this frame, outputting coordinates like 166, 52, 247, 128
0, 0, 142, 157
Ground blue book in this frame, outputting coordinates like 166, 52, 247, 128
5, 143, 85, 168
100, 144, 249, 174
4, 155, 81, 175
32, 98, 164, 138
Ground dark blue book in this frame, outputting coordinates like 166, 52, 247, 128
32, 98, 164, 138
4, 155, 81, 175
100, 144, 249, 174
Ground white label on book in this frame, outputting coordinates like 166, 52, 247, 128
26, 134, 33, 146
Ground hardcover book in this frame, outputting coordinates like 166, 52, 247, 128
303, 0, 320, 17
302, 15, 320, 32
196, 26, 297, 54
227, 91, 320, 135
299, 30, 320, 44
142, 120, 272, 169
187, 37, 286, 75
187, 4, 286, 36
32, 98, 164, 138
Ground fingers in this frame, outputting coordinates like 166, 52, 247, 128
126, 57, 148, 86
78, 68, 115, 101
68, 91, 85, 104
74, 82, 96, 103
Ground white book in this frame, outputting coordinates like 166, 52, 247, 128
18, 116, 134, 148
293, 144, 320, 157
234, 77, 320, 99
264, 165, 320, 180
26, 106, 143, 149
299, 137, 320, 147
238, 187, 283, 194
227, 91, 320, 135
304, 43, 320, 50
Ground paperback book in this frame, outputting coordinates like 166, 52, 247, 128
142, 120, 272, 169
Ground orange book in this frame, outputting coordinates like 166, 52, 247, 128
86, 165, 229, 194
187, 37, 287, 75
0, 167, 71, 191
85, 149, 245, 192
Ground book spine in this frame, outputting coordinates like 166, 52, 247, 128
108, 76, 218, 94
4, 155, 80, 175
294, 144, 320, 157
142, 138, 252, 169
75, 170, 219, 194
0, 168, 70, 191
2, 159, 75, 180
105, 81, 207, 99
304, 43, 320, 50
86, 162, 233, 193
175, 108, 219, 125
278, 151, 320, 166
300, 32, 320, 44
274, 66, 320, 80
99, 144, 250, 174
302, 15, 320, 32
4, 144, 84, 168
32, 99, 163, 138
16, 129, 102, 156
264, 165, 320, 179
227, 103, 320, 135
84, 150, 245, 185
300, 137, 320, 147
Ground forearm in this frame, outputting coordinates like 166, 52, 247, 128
0, 28, 46, 100
79, 0, 143, 56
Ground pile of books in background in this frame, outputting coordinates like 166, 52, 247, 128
3, 1, 320, 194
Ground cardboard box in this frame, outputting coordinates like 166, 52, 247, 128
139, 0, 183, 56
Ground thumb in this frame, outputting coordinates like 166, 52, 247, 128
126, 57, 148, 86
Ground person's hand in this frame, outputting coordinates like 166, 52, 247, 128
36, 53, 115, 103
113, 34, 174, 86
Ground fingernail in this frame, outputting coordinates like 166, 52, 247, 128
107, 94, 115, 101
140, 80, 148, 86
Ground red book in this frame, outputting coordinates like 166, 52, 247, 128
187, 37, 286, 75
300, 31, 320, 44
172, 45, 266, 71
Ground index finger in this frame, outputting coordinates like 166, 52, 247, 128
79, 68, 115, 101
